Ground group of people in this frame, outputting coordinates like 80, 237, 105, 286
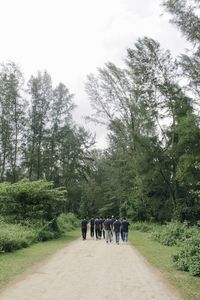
80, 216, 130, 244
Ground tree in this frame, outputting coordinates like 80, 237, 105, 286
43, 83, 75, 181
26, 71, 52, 180
163, 0, 200, 44
0, 62, 25, 182
0, 180, 66, 223
162, 0, 200, 221
163, 0, 200, 101
86, 36, 199, 221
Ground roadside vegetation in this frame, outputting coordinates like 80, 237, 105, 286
130, 222, 200, 300
0, 213, 79, 253
0, 230, 79, 289
0, 180, 80, 289
0, 180, 79, 253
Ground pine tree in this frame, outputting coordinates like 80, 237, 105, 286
0, 62, 25, 182
26, 71, 52, 180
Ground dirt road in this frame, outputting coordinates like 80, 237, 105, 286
0, 237, 181, 300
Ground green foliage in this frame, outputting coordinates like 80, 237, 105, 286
0, 221, 37, 252
0, 66, 93, 216
152, 222, 187, 246
57, 213, 79, 232
0, 180, 81, 252
0, 213, 79, 252
36, 228, 59, 242
0, 62, 25, 183
32, 219, 61, 242
129, 230, 200, 299
0, 230, 80, 289
0, 180, 66, 223
85, 34, 200, 223
131, 222, 159, 232
173, 235, 200, 276
133, 221, 200, 277
163, 0, 200, 45
0, 0, 199, 229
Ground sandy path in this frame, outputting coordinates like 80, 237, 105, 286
0, 236, 181, 300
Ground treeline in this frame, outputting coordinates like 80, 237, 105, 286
0, 64, 94, 213
79, 0, 200, 222
0, 64, 88, 250
0, 0, 200, 224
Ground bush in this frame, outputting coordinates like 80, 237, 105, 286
57, 213, 79, 233
0, 222, 37, 252
131, 222, 159, 232
0, 180, 66, 223
131, 221, 200, 276
173, 235, 200, 276
0, 181, 79, 253
32, 219, 61, 242
149, 221, 200, 276
151, 222, 187, 246
37, 228, 60, 241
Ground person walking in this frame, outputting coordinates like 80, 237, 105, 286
113, 217, 121, 244
103, 216, 112, 243
94, 217, 100, 240
99, 216, 105, 239
121, 217, 130, 243
90, 217, 95, 238
80, 217, 88, 240
110, 215, 115, 237
98, 217, 103, 239
101, 217, 105, 239
120, 218, 124, 242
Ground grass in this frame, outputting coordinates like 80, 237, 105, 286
0, 230, 80, 289
129, 230, 200, 300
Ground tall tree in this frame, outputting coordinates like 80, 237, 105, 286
163, 0, 200, 220
43, 83, 75, 180
0, 62, 25, 182
86, 36, 199, 221
26, 71, 52, 180
163, 0, 200, 101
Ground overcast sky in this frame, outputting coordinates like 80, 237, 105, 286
0, 0, 189, 148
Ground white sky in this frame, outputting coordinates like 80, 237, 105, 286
0, 0, 189, 148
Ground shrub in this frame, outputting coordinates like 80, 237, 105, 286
0, 219, 65, 251
173, 235, 200, 276
131, 222, 159, 232
32, 219, 61, 242
151, 222, 187, 246
150, 221, 200, 276
0, 180, 66, 223
57, 213, 79, 233
37, 228, 60, 241
0, 222, 37, 252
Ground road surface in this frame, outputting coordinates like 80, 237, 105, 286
0, 237, 181, 300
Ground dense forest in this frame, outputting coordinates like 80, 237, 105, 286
0, 0, 199, 224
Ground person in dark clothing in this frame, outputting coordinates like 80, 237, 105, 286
90, 217, 95, 238
98, 217, 103, 239
80, 217, 88, 240
94, 217, 100, 239
103, 216, 112, 243
121, 218, 130, 242
110, 216, 115, 236
113, 218, 121, 244
120, 218, 124, 241
101, 217, 105, 239
99, 216, 105, 239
